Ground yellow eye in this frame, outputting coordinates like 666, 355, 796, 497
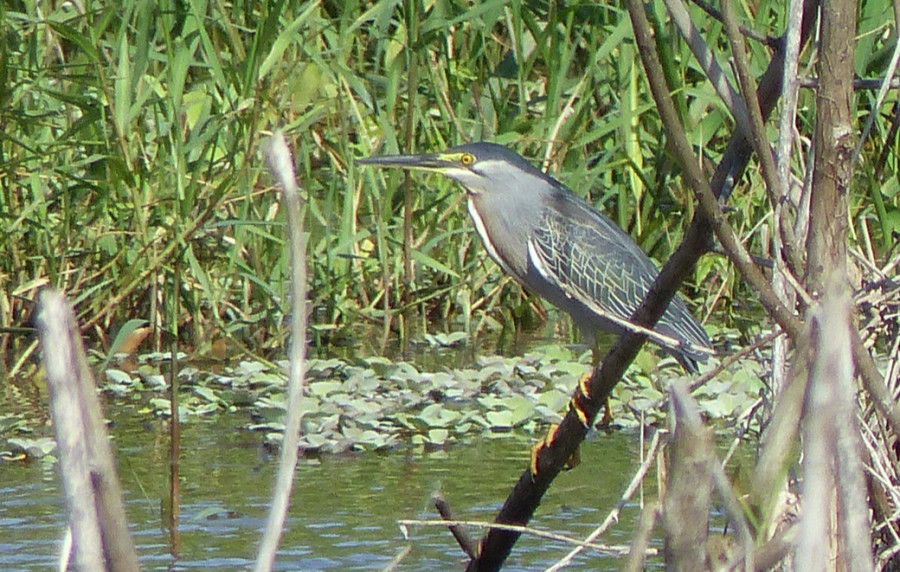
460, 153, 475, 167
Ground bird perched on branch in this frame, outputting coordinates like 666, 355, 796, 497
360, 141, 713, 471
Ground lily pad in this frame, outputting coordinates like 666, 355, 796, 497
417, 403, 461, 428
300, 433, 329, 450
6, 437, 57, 460
105, 369, 134, 384
426, 428, 449, 445
423, 331, 467, 347
536, 389, 569, 414
505, 396, 536, 426
485, 410, 514, 430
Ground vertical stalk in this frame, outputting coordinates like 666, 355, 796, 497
403, 0, 420, 295
806, 0, 856, 290
167, 257, 182, 556
255, 132, 309, 572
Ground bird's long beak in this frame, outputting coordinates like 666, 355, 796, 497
357, 152, 457, 172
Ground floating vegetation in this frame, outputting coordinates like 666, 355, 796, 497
0, 339, 766, 464
44, 343, 764, 458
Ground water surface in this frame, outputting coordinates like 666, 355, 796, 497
1, 399, 654, 571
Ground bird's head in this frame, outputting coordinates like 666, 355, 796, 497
358, 142, 542, 197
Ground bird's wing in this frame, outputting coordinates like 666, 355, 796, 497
528, 195, 711, 356
529, 203, 656, 324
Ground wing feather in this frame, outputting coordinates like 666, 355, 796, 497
528, 196, 711, 358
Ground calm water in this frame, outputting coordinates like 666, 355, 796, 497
0, 397, 655, 571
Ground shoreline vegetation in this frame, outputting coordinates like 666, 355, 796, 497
4, 0, 900, 569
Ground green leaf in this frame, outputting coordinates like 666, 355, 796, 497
411, 249, 461, 278
418, 403, 461, 427
427, 428, 449, 445
258, 1, 322, 81
309, 381, 343, 397
485, 410, 513, 429
100, 319, 149, 372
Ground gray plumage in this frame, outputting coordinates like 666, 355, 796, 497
360, 141, 713, 370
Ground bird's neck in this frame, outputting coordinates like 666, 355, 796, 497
465, 196, 525, 278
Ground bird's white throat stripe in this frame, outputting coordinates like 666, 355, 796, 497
467, 198, 515, 276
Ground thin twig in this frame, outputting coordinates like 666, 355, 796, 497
662, 0, 752, 138
433, 492, 478, 559
689, 0, 778, 46
851, 21, 900, 167
397, 519, 648, 556
721, 0, 803, 273
544, 430, 662, 571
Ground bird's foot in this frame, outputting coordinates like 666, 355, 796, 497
576, 371, 613, 426
600, 396, 614, 426
530, 424, 581, 476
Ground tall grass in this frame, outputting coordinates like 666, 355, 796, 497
1, 0, 896, 370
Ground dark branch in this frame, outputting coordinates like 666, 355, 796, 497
466, 1, 821, 570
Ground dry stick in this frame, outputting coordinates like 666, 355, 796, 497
663, 381, 715, 570
775, 0, 805, 210
544, 430, 663, 572
434, 492, 479, 559
797, 282, 875, 570
662, 0, 752, 139
398, 519, 638, 556
720, 0, 803, 274
641, 388, 758, 570
41, 292, 106, 572
381, 546, 413, 572
254, 132, 309, 572
770, 0, 807, 409
37, 290, 139, 572
826, 286, 876, 570
794, 17, 873, 548
624, 501, 660, 572
719, 1, 782, 206
467, 3, 822, 570
168, 265, 182, 555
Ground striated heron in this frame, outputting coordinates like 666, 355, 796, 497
359, 142, 713, 371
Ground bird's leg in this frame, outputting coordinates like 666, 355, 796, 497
530, 368, 594, 476
530, 424, 581, 475
590, 347, 613, 425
